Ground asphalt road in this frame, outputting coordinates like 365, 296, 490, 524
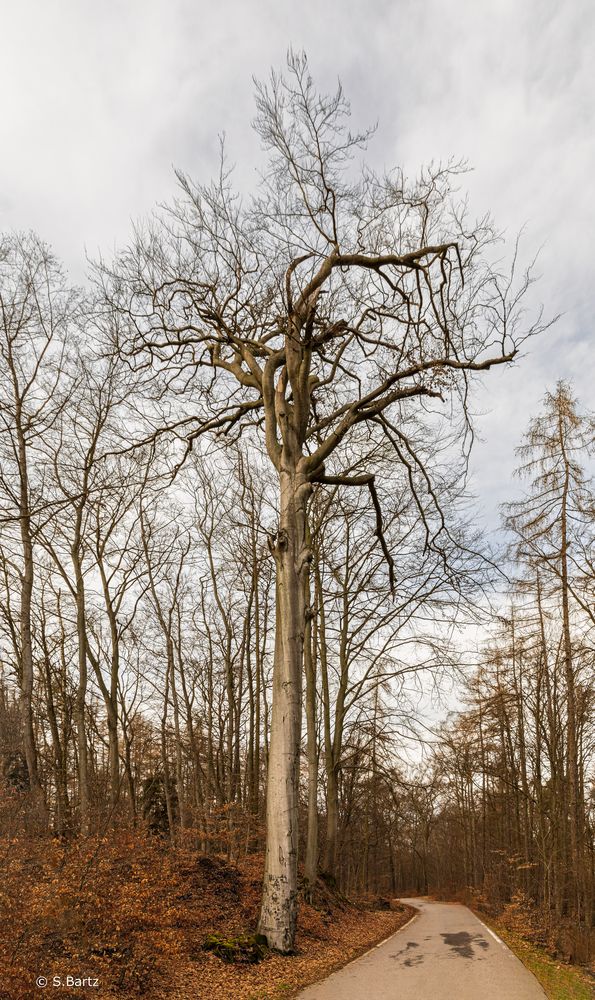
298, 897, 547, 999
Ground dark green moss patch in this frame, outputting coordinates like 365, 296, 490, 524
203, 932, 268, 964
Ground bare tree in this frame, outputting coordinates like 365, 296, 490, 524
0, 232, 76, 828
504, 382, 595, 925
309, 464, 472, 882
99, 54, 545, 949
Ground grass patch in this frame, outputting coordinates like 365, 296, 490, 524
480, 916, 594, 1000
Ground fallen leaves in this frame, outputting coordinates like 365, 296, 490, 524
0, 833, 413, 1000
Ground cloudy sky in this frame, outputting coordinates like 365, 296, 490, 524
1, 0, 593, 534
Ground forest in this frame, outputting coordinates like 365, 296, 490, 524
0, 54, 593, 999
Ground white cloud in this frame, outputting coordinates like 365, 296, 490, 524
1, 0, 593, 532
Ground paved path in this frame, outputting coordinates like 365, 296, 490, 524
298, 897, 546, 999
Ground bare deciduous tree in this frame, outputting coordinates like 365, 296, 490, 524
99, 54, 545, 949
0, 233, 76, 828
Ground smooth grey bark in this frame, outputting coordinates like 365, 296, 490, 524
258, 466, 310, 951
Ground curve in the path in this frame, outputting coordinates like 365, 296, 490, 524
297, 897, 547, 999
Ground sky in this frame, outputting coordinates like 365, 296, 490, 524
1, 0, 593, 536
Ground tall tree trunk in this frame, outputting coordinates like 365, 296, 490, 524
169, 642, 187, 831
253, 538, 262, 817
316, 558, 338, 878
71, 543, 91, 836
304, 554, 318, 894
258, 466, 309, 951
560, 458, 582, 919
160, 663, 176, 845
42, 613, 69, 836
15, 417, 47, 829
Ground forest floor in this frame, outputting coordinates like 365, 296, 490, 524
0, 832, 413, 1000
156, 900, 413, 1000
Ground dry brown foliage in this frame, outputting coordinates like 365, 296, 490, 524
0, 833, 412, 1000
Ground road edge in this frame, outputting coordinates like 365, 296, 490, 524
360, 906, 420, 956
293, 903, 419, 997
471, 910, 551, 999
